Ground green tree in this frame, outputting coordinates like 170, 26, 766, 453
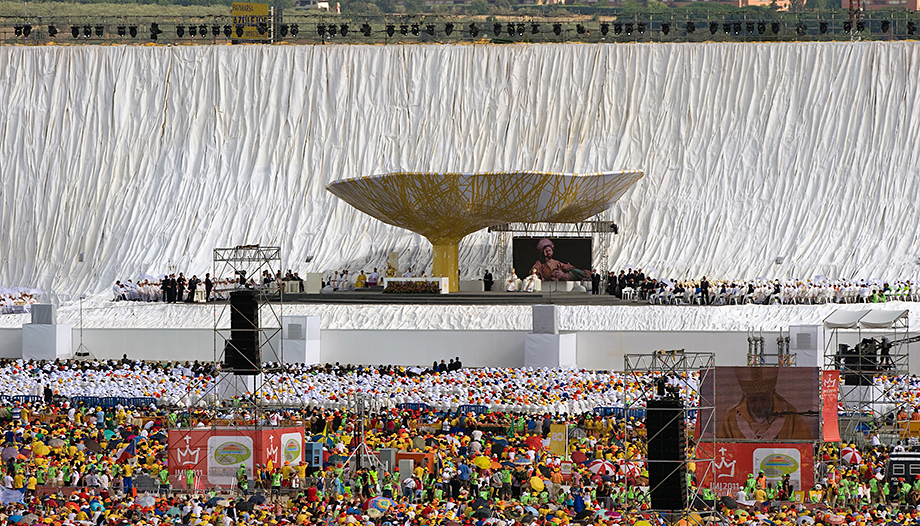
404, 0, 423, 13
471, 0, 489, 14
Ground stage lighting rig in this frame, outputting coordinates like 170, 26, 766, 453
361, 23, 372, 36
48, 25, 58, 37
340, 24, 349, 36
411, 23, 419, 36
506, 23, 514, 35
819, 21, 827, 34
746, 21, 754, 33
199, 25, 207, 36
600, 22, 609, 35
796, 21, 806, 35
290, 24, 299, 36
709, 22, 717, 34
881, 20, 890, 32
212, 25, 220, 36
95, 25, 103, 37
771, 21, 780, 33
327, 24, 337, 37
468, 23, 478, 37
661, 22, 670, 35
757, 21, 765, 34
189, 25, 197, 36
722, 22, 730, 34
576, 23, 586, 34
637, 22, 645, 34
176, 25, 185, 37
83, 25, 91, 37
223, 25, 232, 37
400, 24, 408, 36
386, 24, 395, 37
517, 23, 524, 36
686, 21, 695, 33
14, 26, 22, 37
117, 26, 126, 36
235, 25, 244, 37
493, 23, 502, 35
531, 23, 539, 34
257, 22, 267, 35
909, 20, 916, 34
129, 25, 138, 37
444, 22, 453, 35
856, 20, 864, 32
426, 24, 434, 36
732, 22, 740, 34
625, 23, 633, 35
317, 23, 326, 37
553, 23, 561, 35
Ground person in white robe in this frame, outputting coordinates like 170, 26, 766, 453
522, 269, 540, 293
506, 269, 521, 292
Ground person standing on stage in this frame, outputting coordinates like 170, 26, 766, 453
204, 273, 213, 301
483, 270, 494, 291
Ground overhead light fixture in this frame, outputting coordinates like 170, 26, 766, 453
819, 21, 827, 34
400, 24, 408, 36
361, 23, 372, 36
176, 25, 185, 37
732, 22, 741, 34
553, 23, 561, 36
661, 22, 670, 35
637, 22, 645, 34
722, 22, 730, 34
426, 24, 434, 36
199, 25, 207, 36
14, 26, 22, 37
95, 25, 103, 37
795, 22, 806, 36
410, 23, 419, 36
746, 22, 754, 33
856, 20, 864, 32
686, 21, 695, 33
444, 22, 453, 36
506, 23, 514, 35
189, 25, 197, 37
22, 24, 31, 37
517, 23, 524, 36
257, 22, 267, 35
212, 25, 220, 37
709, 22, 717, 35
493, 23, 502, 36
83, 25, 91, 37
117, 26, 126, 37
224, 25, 232, 38
757, 21, 765, 34
576, 23, 586, 34
71, 25, 79, 38
129, 25, 138, 37
625, 23, 633, 35
290, 24, 298, 36
340, 24, 349, 36
771, 21, 780, 34
317, 23, 326, 37
600, 23, 609, 35
151, 22, 162, 40
468, 23, 478, 37
48, 25, 58, 37
279, 24, 289, 37
327, 24, 336, 37
881, 20, 890, 32
531, 23, 539, 34
235, 25, 244, 37
614, 23, 622, 35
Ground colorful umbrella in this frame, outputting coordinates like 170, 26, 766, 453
588, 459, 617, 476
571, 450, 588, 464
368, 496, 395, 513
840, 447, 862, 464
530, 476, 545, 491
473, 456, 491, 469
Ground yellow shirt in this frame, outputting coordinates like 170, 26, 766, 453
123, 464, 134, 477
13, 474, 24, 489
27, 476, 36, 490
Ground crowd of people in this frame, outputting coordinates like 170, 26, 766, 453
0, 358, 915, 526
600, 271, 919, 306
111, 269, 315, 303
0, 288, 40, 315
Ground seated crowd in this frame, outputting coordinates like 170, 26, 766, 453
0, 357, 911, 526
0, 288, 41, 315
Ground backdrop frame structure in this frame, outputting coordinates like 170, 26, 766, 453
624, 350, 717, 520
822, 309, 912, 444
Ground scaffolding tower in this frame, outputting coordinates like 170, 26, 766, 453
624, 350, 717, 520
822, 309, 911, 444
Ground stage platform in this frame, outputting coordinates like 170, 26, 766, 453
278, 289, 641, 306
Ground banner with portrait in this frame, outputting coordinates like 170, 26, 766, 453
699, 367, 820, 442
696, 442, 815, 497
821, 369, 841, 442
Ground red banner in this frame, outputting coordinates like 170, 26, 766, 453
822, 370, 841, 442
168, 427, 304, 488
696, 442, 814, 497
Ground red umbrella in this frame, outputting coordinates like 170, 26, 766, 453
524, 436, 543, 450
841, 447, 862, 465
571, 450, 588, 464
588, 459, 617, 476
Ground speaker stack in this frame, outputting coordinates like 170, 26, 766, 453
224, 290, 260, 375
646, 398, 687, 510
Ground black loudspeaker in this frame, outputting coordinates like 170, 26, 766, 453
646, 398, 687, 510
225, 290, 259, 374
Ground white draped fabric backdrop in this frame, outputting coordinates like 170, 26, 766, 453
2, 42, 920, 300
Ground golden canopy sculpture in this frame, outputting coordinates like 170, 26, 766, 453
326, 170, 644, 291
